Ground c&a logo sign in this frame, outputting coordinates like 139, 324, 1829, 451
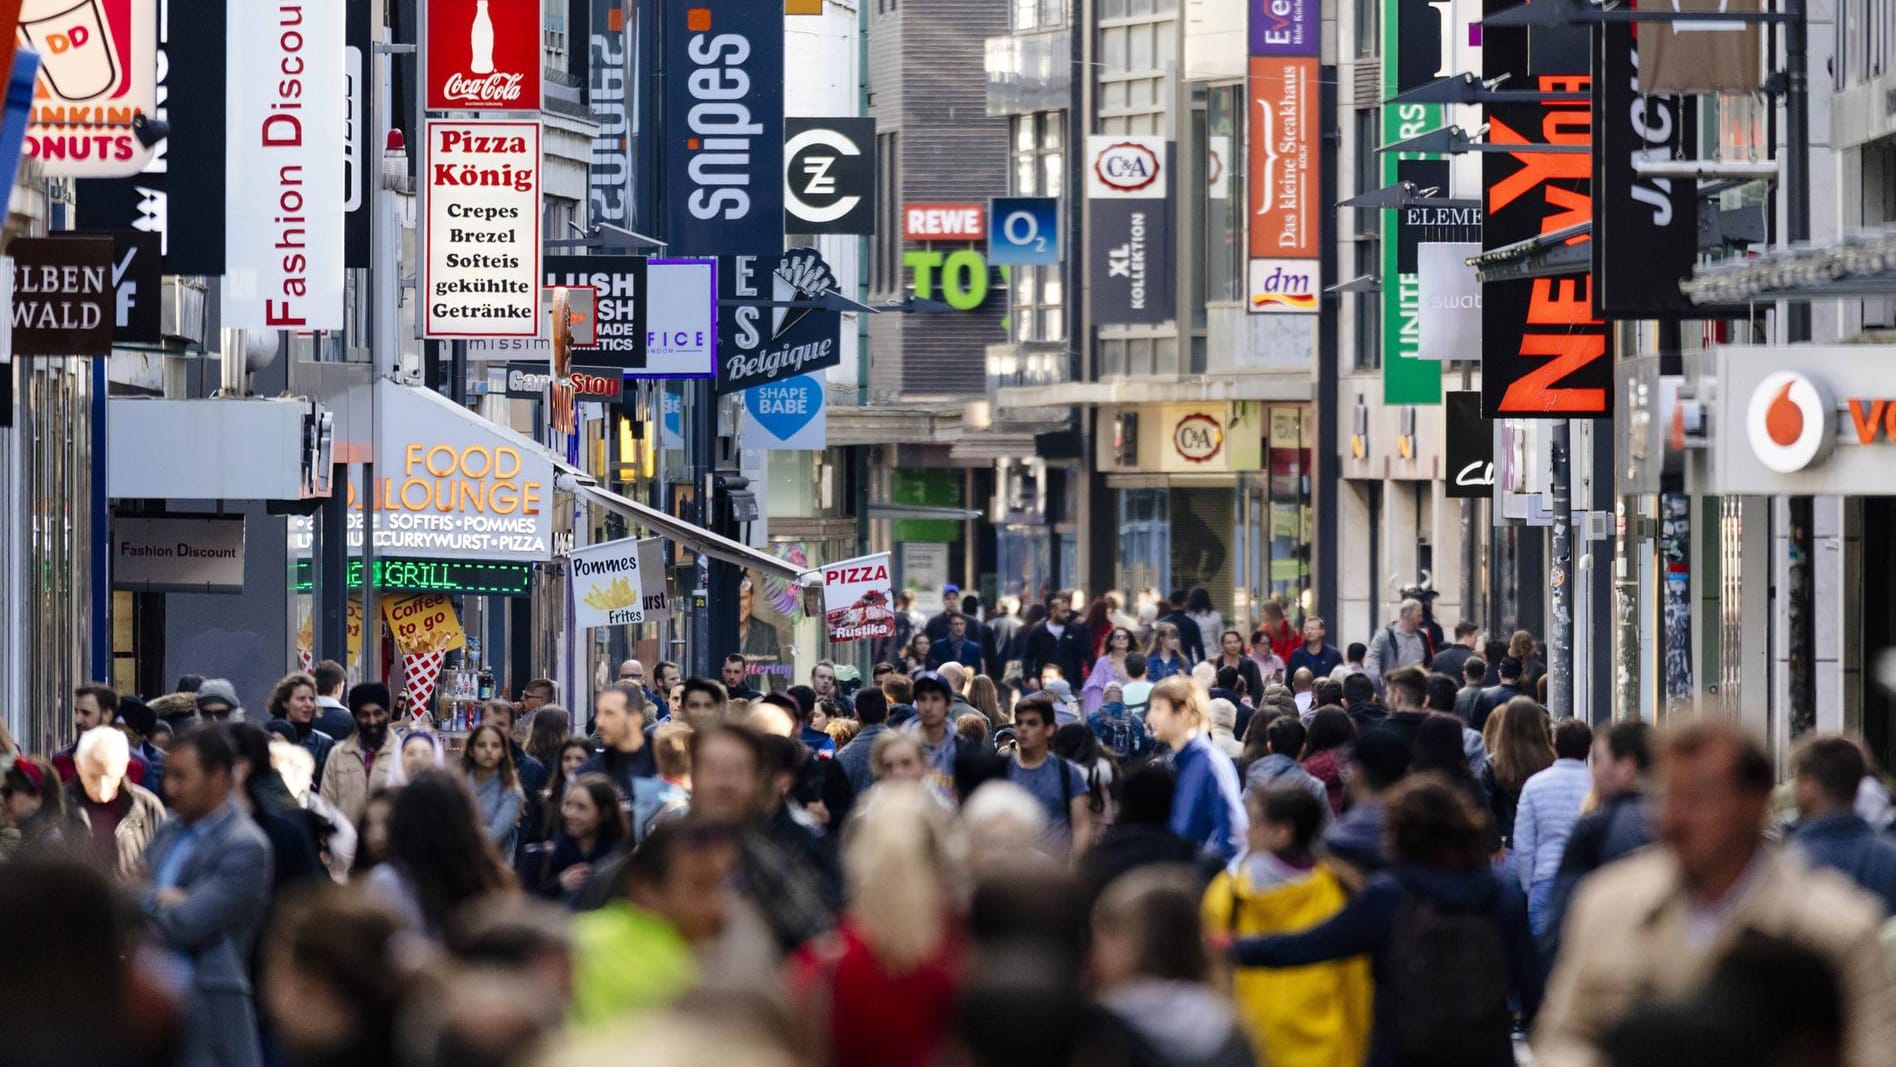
1086, 135, 1167, 200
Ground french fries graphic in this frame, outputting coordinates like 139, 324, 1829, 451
583, 576, 639, 612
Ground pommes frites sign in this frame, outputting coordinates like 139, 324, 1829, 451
569, 536, 664, 629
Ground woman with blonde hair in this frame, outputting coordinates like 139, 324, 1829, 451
788, 782, 964, 1067
1481, 697, 1555, 854
1146, 621, 1190, 682
968, 674, 1005, 725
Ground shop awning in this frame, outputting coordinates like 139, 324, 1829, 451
561, 476, 806, 584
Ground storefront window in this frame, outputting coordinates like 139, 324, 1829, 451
1266, 406, 1315, 605
1118, 489, 1171, 603
1205, 85, 1245, 303
1011, 112, 1067, 344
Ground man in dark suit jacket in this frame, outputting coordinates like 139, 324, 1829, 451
1022, 591, 1094, 688
1474, 656, 1532, 733
928, 613, 986, 672
144, 727, 273, 1067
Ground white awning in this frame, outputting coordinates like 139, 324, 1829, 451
563, 477, 805, 584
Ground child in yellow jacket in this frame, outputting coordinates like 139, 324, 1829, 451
1203, 785, 1372, 1067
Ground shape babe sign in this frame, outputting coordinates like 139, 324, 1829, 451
569, 536, 664, 629
741, 373, 825, 450
821, 552, 894, 643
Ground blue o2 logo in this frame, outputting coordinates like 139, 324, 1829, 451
987, 196, 1060, 266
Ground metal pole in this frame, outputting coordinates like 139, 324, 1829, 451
1784, 0, 1814, 736
1459, 361, 1477, 631
1549, 419, 1574, 719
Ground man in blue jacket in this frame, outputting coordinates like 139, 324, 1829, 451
1791, 734, 1896, 916
1144, 675, 1246, 861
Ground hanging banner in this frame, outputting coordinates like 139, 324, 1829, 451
784, 116, 876, 235
1594, 22, 1702, 318
570, 537, 659, 629
464, 258, 717, 379
543, 254, 646, 367
382, 592, 468, 655
1638, 0, 1761, 94
72, 0, 176, 263
1250, 0, 1315, 55
741, 372, 826, 449
222, 0, 345, 329
20, 0, 152, 176
662, 0, 782, 256
822, 552, 895, 643
423, 119, 542, 338
1480, 0, 1608, 419
988, 196, 1060, 265
588, 0, 631, 227
424, 0, 542, 112
1246, 56, 1318, 314
1087, 136, 1174, 325
1444, 391, 1493, 499
1379, 0, 1449, 402
717, 247, 843, 394
10, 235, 114, 355
1417, 241, 1481, 360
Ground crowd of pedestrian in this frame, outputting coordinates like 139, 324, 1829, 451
6, 588, 1896, 1067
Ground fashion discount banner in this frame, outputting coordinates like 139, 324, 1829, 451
822, 552, 895, 643
1593, 21, 1701, 318
1247, 55, 1318, 314
425, 0, 541, 112
222, 0, 345, 329
1479, 0, 1608, 419
423, 120, 542, 338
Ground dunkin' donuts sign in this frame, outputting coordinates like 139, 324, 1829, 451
426, 0, 541, 112
19, 0, 157, 177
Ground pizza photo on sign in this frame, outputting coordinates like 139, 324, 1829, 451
826, 587, 894, 640
821, 552, 894, 642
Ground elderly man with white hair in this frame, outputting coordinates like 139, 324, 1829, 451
68, 724, 166, 880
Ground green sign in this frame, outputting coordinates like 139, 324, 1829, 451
294, 558, 536, 597
904, 249, 991, 310
891, 469, 964, 543
1381, 0, 1444, 405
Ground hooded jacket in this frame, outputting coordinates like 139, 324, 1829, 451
1204, 853, 1370, 1067
1233, 865, 1541, 1067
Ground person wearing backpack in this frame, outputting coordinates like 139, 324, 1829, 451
1089, 680, 1155, 762
1229, 775, 1541, 1067
1003, 695, 1094, 855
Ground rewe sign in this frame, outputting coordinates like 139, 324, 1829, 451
903, 203, 985, 241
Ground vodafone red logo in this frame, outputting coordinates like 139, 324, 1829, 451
1746, 371, 1833, 473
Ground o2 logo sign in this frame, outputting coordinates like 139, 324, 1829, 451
1172, 412, 1224, 464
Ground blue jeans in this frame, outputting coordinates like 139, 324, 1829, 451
1528, 879, 1553, 938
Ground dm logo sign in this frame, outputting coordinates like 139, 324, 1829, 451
1248, 257, 1318, 315
1172, 412, 1225, 464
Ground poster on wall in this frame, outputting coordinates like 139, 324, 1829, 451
822, 552, 894, 643
423, 119, 542, 338
222, 0, 344, 329
21, 0, 153, 177
569, 537, 657, 629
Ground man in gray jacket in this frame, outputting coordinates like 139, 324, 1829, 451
144, 726, 273, 1067
1363, 597, 1432, 687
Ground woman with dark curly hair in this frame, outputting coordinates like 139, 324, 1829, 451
365, 769, 515, 937
1229, 775, 1541, 1067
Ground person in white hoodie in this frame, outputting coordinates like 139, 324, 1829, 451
1091, 866, 1253, 1067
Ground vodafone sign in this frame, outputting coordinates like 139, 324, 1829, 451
1745, 371, 1832, 474
426, 0, 541, 112
1714, 346, 1896, 496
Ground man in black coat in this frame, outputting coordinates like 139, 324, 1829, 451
1021, 590, 1093, 689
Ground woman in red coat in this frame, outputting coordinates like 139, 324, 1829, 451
787, 783, 964, 1067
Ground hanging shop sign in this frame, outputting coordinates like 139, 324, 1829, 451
569, 536, 662, 629
1710, 346, 1896, 496
503, 362, 624, 401
784, 116, 875, 234
1416, 241, 1481, 361
1247, 57, 1318, 314
1379, 0, 1450, 403
822, 552, 895, 643
222, 0, 344, 330
112, 514, 245, 593
988, 196, 1060, 265
741, 372, 825, 449
345, 0, 371, 267
1480, 0, 1608, 419
72, 0, 174, 262
425, 0, 541, 112
293, 557, 535, 597
903, 202, 985, 241
383, 592, 467, 655
1639, 0, 1761, 94
1134, 403, 1266, 473
423, 119, 541, 338
717, 247, 843, 394
10, 234, 113, 355
81, 228, 158, 342
543, 254, 645, 365
1444, 391, 1493, 499
588, 0, 630, 226
463, 259, 716, 379
662, 0, 782, 257
1250, 0, 1315, 55
644, 258, 718, 377
20, 0, 152, 176
1087, 136, 1173, 325
1594, 22, 1702, 318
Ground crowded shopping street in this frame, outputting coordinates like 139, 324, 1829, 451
8, 0, 1896, 1064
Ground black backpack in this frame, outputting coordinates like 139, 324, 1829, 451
1385, 894, 1514, 1064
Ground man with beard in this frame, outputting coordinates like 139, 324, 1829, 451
318, 683, 399, 825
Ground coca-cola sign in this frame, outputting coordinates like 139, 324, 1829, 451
426, 0, 541, 113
